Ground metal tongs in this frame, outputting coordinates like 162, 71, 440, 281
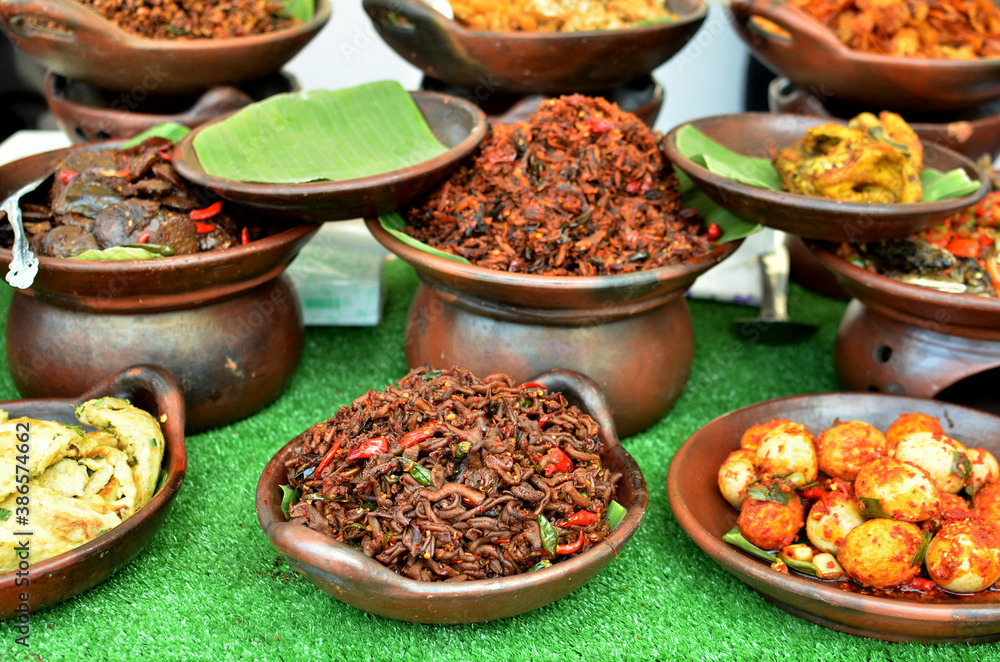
2, 177, 44, 290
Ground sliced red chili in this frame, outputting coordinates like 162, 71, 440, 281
58, 169, 77, 185
194, 221, 217, 234
518, 382, 547, 390
347, 437, 388, 461
585, 118, 612, 133
947, 237, 981, 258
556, 510, 600, 527
190, 201, 222, 221
399, 422, 439, 448
905, 577, 938, 593
241, 227, 250, 245
706, 222, 722, 242
556, 531, 585, 555
314, 437, 344, 475
137, 231, 151, 244
542, 447, 573, 477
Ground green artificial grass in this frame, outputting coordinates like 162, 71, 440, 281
0, 260, 994, 661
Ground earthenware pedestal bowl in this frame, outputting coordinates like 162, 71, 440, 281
421, 74, 665, 128
172, 92, 488, 223
45, 70, 299, 143
768, 77, 1000, 163
0, 364, 186, 618
808, 243, 1000, 409
668, 392, 1000, 642
663, 113, 989, 243
0, 144, 319, 433
363, 0, 706, 94
729, 0, 1000, 112
0, 0, 331, 94
365, 218, 740, 438
257, 369, 647, 623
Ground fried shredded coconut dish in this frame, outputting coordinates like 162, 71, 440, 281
836, 190, 1000, 296
283, 367, 624, 582
3, 137, 272, 259
773, 111, 923, 203
790, 0, 1000, 59
451, 0, 676, 31
76, 0, 298, 39
401, 94, 713, 276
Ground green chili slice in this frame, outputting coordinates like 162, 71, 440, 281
404, 460, 432, 487
537, 514, 558, 556
606, 500, 627, 530
528, 560, 553, 572
279, 484, 300, 520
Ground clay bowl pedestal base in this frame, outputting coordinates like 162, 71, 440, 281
835, 301, 1000, 408
405, 285, 693, 438
7, 275, 303, 433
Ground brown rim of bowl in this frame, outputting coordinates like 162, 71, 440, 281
0, 365, 187, 614
255, 369, 647, 622
170, 91, 488, 197
663, 113, 990, 219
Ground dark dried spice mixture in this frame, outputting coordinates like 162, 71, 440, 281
2, 137, 272, 257
401, 94, 713, 276
283, 367, 621, 582
76, 0, 297, 40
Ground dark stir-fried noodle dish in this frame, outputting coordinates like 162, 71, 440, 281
283, 367, 624, 582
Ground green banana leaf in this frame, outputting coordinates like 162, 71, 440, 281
193, 81, 448, 184
121, 122, 191, 148
675, 124, 981, 201
378, 212, 471, 265
280, 0, 314, 22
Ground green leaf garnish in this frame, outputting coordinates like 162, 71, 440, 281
952, 451, 972, 482
193, 82, 448, 184
148, 438, 158, 448
858, 496, 891, 519
61, 423, 85, 437
404, 459, 432, 487
278, 0, 314, 21
421, 369, 442, 382
746, 479, 790, 505
279, 485, 300, 520
911, 530, 932, 567
379, 212, 472, 264
121, 121, 191, 149
0, 509, 11, 521
537, 513, 558, 556
722, 527, 818, 576
606, 499, 627, 531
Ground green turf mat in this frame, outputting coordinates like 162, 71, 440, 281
0, 260, 992, 661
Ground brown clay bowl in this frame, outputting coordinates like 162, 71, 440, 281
729, 0, 1000, 113
807, 241, 1000, 338
421, 74, 666, 128
256, 369, 647, 624
45, 70, 300, 144
0, 142, 319, 432
171, 91, 488, 224
768, 77, 1000, 163
0, 0, 331, 95
667, 392, 1000, 643
364, 216, 741, 437
662, 113, 990, 243
0, 364, 186, 619
363, 0, 706, 94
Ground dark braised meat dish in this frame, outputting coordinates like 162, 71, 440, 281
6, 138, 270, 259
283, 367, 623, 582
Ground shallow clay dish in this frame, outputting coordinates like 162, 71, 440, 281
0, 141, 319, 432
172, 91, 488, 224
0, 364, 186, 618
0, 0, 330, 94
363, 0, 705, 94
768, 77, 1000, 163
364, 216, 740, 437
663, 113, 989, 243
256, 370, 647, 624
667, 392, 1000, 643
729, 0, 1000, 113
45, 70, 299, 143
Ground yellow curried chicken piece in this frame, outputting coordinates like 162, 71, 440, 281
773, 111, 923, 203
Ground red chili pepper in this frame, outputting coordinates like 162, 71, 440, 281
978, 233, 993, 247
556, 531, 585, 555
947, 237, 981, 258
157, 144, 174, 161
706, 222, 722, 242
542, 447, 573, 477
519, 382, 547, 390
58, 169, 77, 185
905, 577, 938, 593
189, 201, 222, 221
314, 437, 344, 475
557, 510, 600, 527
347, 437, 388, 461
399, 422, 439, 448
194, 221, 217, 234
537, 414, 550, 427
241, 227, 250, 245
585, 118, 613, 133
799, 486, 826, 502
137, 231, 151, 244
